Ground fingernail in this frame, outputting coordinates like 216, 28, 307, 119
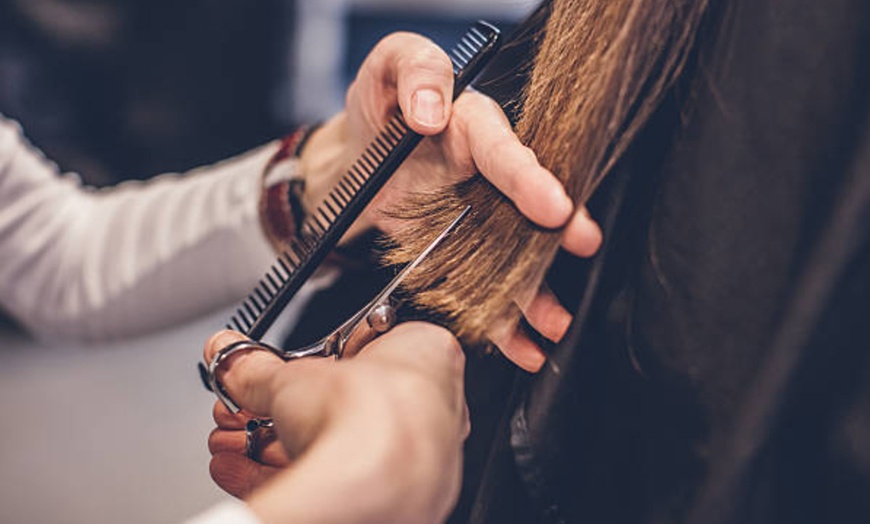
412, 89, 445, 127
524, 351, 547, 373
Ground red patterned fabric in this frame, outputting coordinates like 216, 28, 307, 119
258, 126, 315, 251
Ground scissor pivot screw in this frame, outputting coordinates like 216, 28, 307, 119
367, 303, 397, 333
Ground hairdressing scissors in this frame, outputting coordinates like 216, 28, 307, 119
204, 205, 470, 415
199, 22, 501, 459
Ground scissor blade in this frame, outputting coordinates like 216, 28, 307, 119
376, 205, 471, 301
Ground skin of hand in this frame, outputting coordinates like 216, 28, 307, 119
205, 326, 468, 524
206, 32, 600, 510
291, 32, 603, 372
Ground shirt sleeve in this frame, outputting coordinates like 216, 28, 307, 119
183, 500, 263, 524
0, 114, 280, 341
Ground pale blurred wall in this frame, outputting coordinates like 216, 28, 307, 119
0, 310, 232, 524
0, 1, 538, 523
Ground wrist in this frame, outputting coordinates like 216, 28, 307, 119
297, 114, 350, 216
260, 114, 375, 253
259, 125, 319, 253
299, 115, 379, 238
246, 366, 463, 524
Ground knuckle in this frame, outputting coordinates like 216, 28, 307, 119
470, 90, 501, 111
377, 30, 421, 49
456, 91, 505, 123
207, 428, 221, 455
485, 140, 520, 179
203, 329, 243, 361
211, 402, 224, 424
411, 322, 465, 368
433, 325, 463, 355
404, 321, 459, 347
407, 46, 452, 75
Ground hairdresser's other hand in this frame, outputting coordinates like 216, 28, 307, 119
205, 325, 467, 524
298, 32, 601, 374
299, 31, 601, 258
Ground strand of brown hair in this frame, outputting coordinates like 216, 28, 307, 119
385, 0, 711, 346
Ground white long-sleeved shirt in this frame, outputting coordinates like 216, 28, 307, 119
0, 115, 278, 522
185, 500, 262, 524
0, 114, 279, 342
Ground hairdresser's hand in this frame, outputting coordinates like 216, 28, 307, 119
299, 32, 601, 257
206, 325, 468, 524
298, 32, 602, 373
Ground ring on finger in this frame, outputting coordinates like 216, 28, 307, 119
245, 418, 275, 462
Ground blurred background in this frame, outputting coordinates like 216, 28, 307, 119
0, 0, 537, 522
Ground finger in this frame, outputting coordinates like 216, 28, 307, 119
203, 330, 284, 417
212, 401, 249, 430
208, 428, 291, 468
521, 286, 572, 344
561, 206, 603, 258
353, 32, 454, 134
210, 452, 281, 499
454, 93, 573, 228
489, 326, 547, 373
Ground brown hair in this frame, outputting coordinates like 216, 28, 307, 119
386, 0, 711, 345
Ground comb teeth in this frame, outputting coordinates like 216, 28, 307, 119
449, 25, 490, 73
227, 21, 500, 340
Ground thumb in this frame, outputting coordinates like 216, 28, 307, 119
353, 32, 454, 134
203, 330, 284, 417
359, 322, 466, 414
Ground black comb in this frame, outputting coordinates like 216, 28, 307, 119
230, 22, 501, 341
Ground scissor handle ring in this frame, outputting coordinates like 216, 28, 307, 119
207, 339, 281, 414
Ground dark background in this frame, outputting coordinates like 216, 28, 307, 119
0, 0, 289, 184
0, 0, 517, 185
